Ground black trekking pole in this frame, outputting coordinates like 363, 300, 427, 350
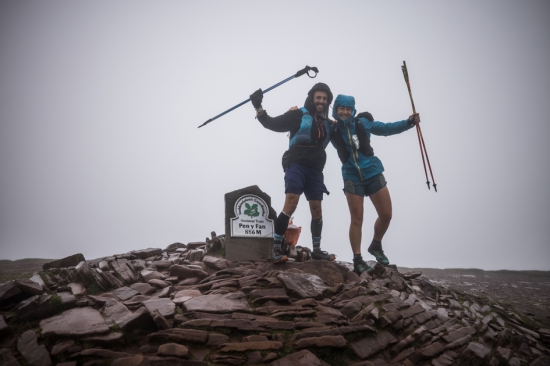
401, 61, 437, 192
198, 65, 319, 128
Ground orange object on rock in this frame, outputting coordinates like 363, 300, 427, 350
284, 219, 302, 246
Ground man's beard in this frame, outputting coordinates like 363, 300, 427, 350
315, 103, 326, 114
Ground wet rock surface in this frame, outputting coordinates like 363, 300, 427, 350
0, 236, 549, 365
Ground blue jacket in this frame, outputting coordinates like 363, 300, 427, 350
330, 94, 414, 181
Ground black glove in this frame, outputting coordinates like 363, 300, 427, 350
250, 89, 263, 109
356, 111, 374, 122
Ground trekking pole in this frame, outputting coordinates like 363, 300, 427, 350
401, 61, 437, 192
198, 65, 319, 128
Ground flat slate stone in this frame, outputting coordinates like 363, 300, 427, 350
140, 269, 164, 282
131, 248, 163, 259
277, 272, 330, 299
15, 279, 43, 295
43, 253, 85, 270
443, 326, 476, 343
270, 349, 326, 366
17, 330, 52, 366
0, 283, 21, 304
352, 330, 396, 359
111, 286, 140, 301
142, 298, 175, 318
130, 282, 156, 295
183, 292, 251, 313
40, 307, 109, 337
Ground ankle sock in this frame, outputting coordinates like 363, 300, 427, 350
353, 253, 363, 264
312, 236, 321, 252
370, 239, 382, 251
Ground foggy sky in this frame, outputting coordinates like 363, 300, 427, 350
1, 1, 549, 270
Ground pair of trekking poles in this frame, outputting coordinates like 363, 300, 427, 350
199, 63, 437, 191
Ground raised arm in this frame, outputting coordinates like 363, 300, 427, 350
250, 88, 302, 132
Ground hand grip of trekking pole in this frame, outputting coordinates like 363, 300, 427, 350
295, 65, 319, 78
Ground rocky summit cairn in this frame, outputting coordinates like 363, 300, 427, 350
0, 232, 549, 365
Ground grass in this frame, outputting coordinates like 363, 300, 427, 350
50, 295, 63, 315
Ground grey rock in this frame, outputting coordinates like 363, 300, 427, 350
170, 264, 209, 280
17, 330, 52, 366
72, 348, 133, 359
183, 292, 251, 313
111, 259, 138, 283
148, 279, 170, 288
102, 298, 132, 324
443, 326, 476, 343
130, 282, 156, 295
151, 260, 172, 269
151, 309, 171, 329
57, 291, 76, 309
341, 300, 362, 316
81, 332, 125, 347
131, 248, 163, 259
43, 253, 85, 270
40, 307, 109, 337
14, 279, 43, 295
111, 286, 140, 301
17, 294, 53, 321
140, 269, 164, 282
0, 348, 20, 366
157, 342, 189, 358
116, 306, 156, 332
458, 341, 491, 366
0, 315, 8, 337
0, 283, 22, 305
277, 272, 330, 299
202, 256, 229, 271
67, 282, 86, 296
165, 242, 187, 252
531, 356, 550, 366
29, 273, 46, 287
142, 298, 176, 318
51, 340, 75, 356
352, 330, 396, 359
74, 260, 93, 282
270, 349, 328, 366
294, 335, 347, 349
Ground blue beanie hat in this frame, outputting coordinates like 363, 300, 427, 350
332, 94, 356, 120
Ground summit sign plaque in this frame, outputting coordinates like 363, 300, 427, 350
231, 195, 274, 238
225, 185, 277, 261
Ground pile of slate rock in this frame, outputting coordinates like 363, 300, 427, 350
1, 232, 549, 366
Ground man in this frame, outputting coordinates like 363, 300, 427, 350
249, 83, 336, 263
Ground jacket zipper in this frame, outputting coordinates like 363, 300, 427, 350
344, 122, 363, 181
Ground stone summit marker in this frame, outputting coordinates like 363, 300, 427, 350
225, 185, 276, 261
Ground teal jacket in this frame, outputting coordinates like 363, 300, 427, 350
330, 94, 414, 181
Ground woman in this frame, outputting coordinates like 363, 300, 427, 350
331, 94, 420, 274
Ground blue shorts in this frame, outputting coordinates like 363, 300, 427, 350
284, 163, 329, 201
343, 173, 387, 197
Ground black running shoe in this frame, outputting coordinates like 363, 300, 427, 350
353, 260, 371, 275
368, 242, 389, 265
311, 250, 336, 261
271, 246, 288, 264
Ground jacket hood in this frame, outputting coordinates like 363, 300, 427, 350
304, 82, 333, 117
332, 94, 356, 121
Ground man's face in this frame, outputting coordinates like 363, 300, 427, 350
312, 91, 328, 113
337, 106, 353, 120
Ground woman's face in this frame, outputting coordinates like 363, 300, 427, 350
337, 106, 353, 120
